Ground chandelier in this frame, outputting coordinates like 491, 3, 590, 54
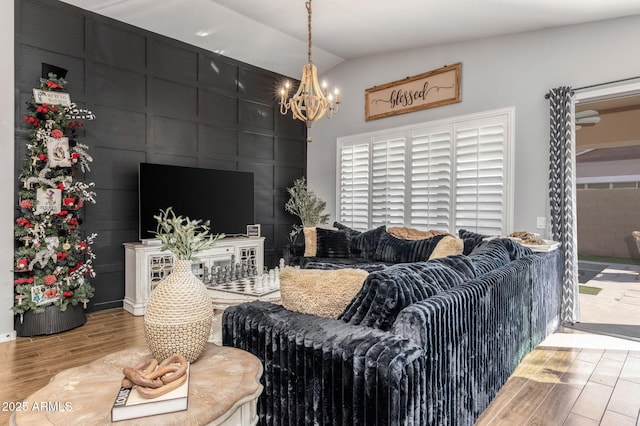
279, 0, 340, 142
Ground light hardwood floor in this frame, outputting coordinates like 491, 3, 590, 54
1, 309, 639, 425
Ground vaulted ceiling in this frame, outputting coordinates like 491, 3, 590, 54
57, 0, 640, 164
59, 0, 640, 78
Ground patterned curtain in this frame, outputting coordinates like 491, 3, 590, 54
548, 86, 579, 324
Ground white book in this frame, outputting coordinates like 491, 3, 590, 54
111, 367, 189, 422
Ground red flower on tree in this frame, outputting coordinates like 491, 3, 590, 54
57, 183, 65, 190
63, 291, 73, 297
56, 252, 68, 261
16, 218, 31, 228
38, 153, 47, 161
45, 80, 63, 89
44, 275, 57, 286
51, 129, 64, 139
19, 200, 33, 209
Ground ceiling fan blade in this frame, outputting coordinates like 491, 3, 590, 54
575, 109, 599, 119
576, 116, 601, 124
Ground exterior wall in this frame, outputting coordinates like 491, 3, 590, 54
577, 188, 640, 259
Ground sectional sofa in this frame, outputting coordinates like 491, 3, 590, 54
222, 227, 563, 425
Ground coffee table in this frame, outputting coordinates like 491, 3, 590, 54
11, 344, 262, 425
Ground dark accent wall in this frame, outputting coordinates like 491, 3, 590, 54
14, 0, 307, 311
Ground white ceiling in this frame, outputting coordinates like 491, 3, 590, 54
59, 0, 640, 78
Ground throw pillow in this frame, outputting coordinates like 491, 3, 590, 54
279, 267, 369, 319
373, 231, 447, 263
458, 229, 489, 255
428, 236, 464, 260
468, 239, 511, 275
348, 225, 386, 260
303, 227, 317, 257
315, 228, 351, 258
388, 226, 449, 240
341, 261, 468, 330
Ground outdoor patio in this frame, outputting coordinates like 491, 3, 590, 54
573, 261, 640, 340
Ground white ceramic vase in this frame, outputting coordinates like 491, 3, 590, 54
144, 259, 213, 363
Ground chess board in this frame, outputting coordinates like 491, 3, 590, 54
207, 276, 280, 297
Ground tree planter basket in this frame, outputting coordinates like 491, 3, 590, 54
15, 303, 86, 337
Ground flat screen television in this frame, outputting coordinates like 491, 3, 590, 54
138, 163, 255, 240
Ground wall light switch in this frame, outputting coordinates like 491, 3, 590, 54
536, 217, 546, 229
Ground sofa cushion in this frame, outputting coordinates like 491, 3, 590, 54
315, 227, 351, 258
279, 267, 369, 319
301, 258, 390, 272
428, 254, 477, 281
340, 260, 471, 330
373, 231, 446, 263
468, 239, 511, 275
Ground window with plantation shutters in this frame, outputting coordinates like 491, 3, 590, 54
371, 136, 406, 227
410, 125, 452, 231
454, 115, 509, 235
339, 142, 370, 230
337, 108, 513, 234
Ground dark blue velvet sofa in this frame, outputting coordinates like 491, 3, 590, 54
222, 237, 563, 425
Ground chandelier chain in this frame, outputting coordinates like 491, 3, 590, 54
306, 1, 313, 63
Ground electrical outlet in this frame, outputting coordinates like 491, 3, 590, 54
536, 217, 546, 229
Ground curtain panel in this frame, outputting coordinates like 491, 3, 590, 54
547, 86, 579, 323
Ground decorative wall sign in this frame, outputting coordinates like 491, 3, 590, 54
35, 188, 62, 215
365, 63, 461, 121
46, 137, 71, 167
32, 88, 71, 106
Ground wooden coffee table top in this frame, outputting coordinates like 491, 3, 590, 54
11, 343, 263, 425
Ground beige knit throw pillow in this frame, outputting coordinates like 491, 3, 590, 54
279, 267, 369, 318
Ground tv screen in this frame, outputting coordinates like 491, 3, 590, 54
138, 163, 255, 240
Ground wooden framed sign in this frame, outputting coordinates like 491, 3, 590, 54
365, 63, 461, 121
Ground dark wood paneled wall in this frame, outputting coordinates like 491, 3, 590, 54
14, 0, 307, 311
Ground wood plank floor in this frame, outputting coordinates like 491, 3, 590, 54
0, 309, 145, 425
477, 344, 640, 425
1, 309, 639, 425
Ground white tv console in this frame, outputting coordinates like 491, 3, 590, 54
123, 236, 265, 316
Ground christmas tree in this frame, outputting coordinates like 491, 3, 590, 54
14, 71, 97, 323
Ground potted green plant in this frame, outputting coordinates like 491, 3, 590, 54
284, 178, 329, 262
144, 207, 224, 363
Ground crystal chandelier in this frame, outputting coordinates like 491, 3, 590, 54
279, 0, 340, 142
